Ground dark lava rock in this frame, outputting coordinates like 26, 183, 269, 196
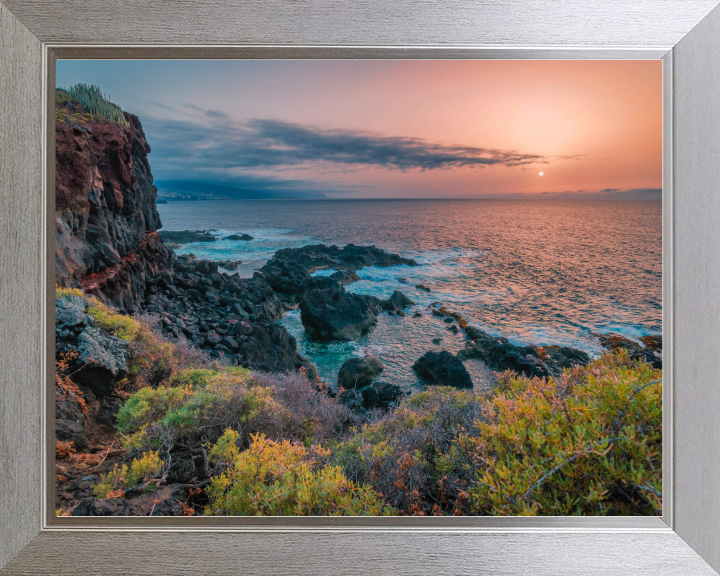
237, 321, 317, 379
158, 230, 216, 244
362, 381, 403, 410
72, 497, 131, 516
56, 419, 86, 450
330, 270, 361, 286
231, 321, 254, 336
460, 326, 548, 379
432, 337, 443, 344
337, 356, 384, 390
382, 290, 415, 312
412, 350, 472, 389
72, 484, 187, 517
227, 233, 253, 241
416, 284, 431, 292
535, 345, 590, 375
261, 244, 417, 297
220, 336, 240, 353
300, 288, 378, 341
414, 312, 422, 318
96, 395, 125, 427
337, 388, 365, 413
195, 259, 219, 275
594, 332, 662, 369
218, 260, 241, 270
640, 335, 663, 353
205, 331, 221, 346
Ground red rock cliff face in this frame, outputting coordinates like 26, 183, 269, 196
55, 98, 173, 310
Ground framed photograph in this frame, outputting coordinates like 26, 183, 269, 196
2, 1, 720, 574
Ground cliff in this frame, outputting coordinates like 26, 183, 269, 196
55, 92, 173, 310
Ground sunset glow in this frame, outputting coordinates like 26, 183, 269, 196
56, 60, 662, 199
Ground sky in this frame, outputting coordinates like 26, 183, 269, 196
56, 60, 662, 199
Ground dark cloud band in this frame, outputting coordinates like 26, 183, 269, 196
143, 116, 551, 177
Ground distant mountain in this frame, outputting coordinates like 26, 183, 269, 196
154, 180, 326, 200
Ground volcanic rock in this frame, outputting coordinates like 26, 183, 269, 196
412, 350, 473, 389
300, 288, 378, 341
361, 382, 403, 410
337, 356, 384, 390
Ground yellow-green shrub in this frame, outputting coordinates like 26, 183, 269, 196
86, 297, 143, 341
205, 430, 395, 516
93, 452, 165, 498
461, 351, 662, 516
115, 367, 288, 451
55, 286, 84, 299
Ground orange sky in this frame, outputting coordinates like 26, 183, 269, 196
57, 59, 663, 199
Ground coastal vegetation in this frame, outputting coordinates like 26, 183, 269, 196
56, 289, 661, 516
56, 84, 129, 127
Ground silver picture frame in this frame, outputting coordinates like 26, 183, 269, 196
1, 1, 719, 573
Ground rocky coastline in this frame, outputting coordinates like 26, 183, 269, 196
54, 93, 663, 516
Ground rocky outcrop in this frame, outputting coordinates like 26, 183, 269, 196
535, 345, 591, 375
412, 350, 473, 389
594, 333, 662, 369
158, 230, 216, 245
382, 290, 415, 313
55, 95, 172, 311
80, 231, 174, 311
337, 356, 384, 390
260, 244, 417, 300
459, 326, 550, 379
300, 288, 379, 341
141, 256, 315, 377
56, 295, 128, 397
335, 356, 405, 412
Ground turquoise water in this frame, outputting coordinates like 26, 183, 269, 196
158, 199, 662, 389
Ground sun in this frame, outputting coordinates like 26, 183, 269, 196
539, 171, 544, 176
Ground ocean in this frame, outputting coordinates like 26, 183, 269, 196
157, 199, 662, 389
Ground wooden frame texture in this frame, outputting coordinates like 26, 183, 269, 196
1, 1, 720, 574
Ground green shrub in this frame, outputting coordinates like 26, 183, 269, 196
205, 430, 395, 516
116, 368, 353, 453
57, 84, 129, 126
93, 452, 165, 498
461, 351, 662, 515
115, 367, 287, 451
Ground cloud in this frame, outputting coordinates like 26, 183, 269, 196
141, 116, 553, 180
149, 101, 176, 111
242, 119, 549, 170
204, 109, 231, 120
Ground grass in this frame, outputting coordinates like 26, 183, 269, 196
56, 84, 129, 127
